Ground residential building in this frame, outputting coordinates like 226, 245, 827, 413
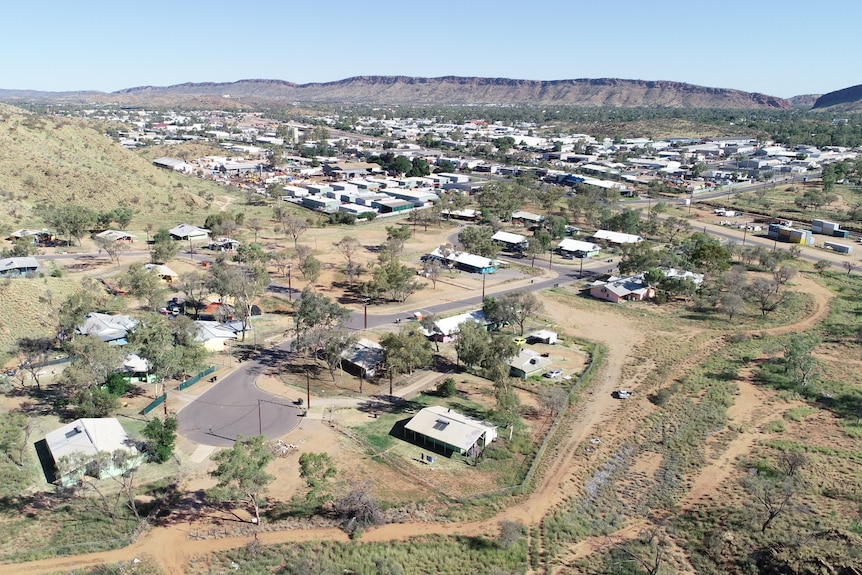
340, 338, 384, 378
77, 312, 138, 345
592, 230, 643, 244
419, 310, 490, 342
589, 275, 654, 303
509, 349, 552, 379
403, 405, 497, 457
0, 256, 39, 277
94, 230, 137, 243
169, 224, 210, 241
426, 247, 497, 274
44, 418, 141, 486
492, 231, 529, 251
557, 239, 600, 258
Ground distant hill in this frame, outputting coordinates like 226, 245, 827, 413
0, 76, 792, 109
812, 84, 862, 111
787, 94, 822, 109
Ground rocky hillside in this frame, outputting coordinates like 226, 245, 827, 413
1, 76, 792, 109
787, 93, 822, 109
812, 83, 862, 111
0, 105, 222, 230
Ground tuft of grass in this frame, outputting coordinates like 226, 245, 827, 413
784, 405, 818, 422
763, 419, 786, 433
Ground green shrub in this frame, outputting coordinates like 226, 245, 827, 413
784, 405, 818, 422
763, 419, 786, 433
103, 372, 132, 396
437, 377, 457, 397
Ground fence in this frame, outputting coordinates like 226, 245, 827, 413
140, 393, 166, 416
139, 366, 216, 414
175, 365, 216, 391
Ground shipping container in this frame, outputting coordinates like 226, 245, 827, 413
824, 241, 853, 254
833, 229, 850, 238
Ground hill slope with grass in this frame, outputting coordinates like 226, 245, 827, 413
0, 105, 226, 231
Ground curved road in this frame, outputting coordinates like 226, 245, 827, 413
177, 344, 304, 447
178, 244, 613, 447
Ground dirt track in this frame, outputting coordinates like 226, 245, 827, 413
1, 275, 834, 575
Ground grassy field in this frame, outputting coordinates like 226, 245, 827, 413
0, 276, 84, 365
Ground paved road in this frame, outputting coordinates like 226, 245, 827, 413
177, 242, 614, 447
177, 344, 304, 447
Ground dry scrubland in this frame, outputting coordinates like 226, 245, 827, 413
1, 104, 861, 573
0, 108, 232, 232
4, 263, 862, 575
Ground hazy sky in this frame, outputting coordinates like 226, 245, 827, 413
3, 0, 856, 98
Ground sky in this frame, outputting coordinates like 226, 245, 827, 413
2, 0, 858, 98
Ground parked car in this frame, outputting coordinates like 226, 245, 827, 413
543, 369, 563, 379
613, 389, 631, 399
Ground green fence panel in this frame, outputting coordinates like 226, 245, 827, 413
175, 365, 216, 391
140, 393, 166, 415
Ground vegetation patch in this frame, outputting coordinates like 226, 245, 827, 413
186, 534, 528, 575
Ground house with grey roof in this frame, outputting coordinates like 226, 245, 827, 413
0, 256, 40, 277
169, 224, 210, 241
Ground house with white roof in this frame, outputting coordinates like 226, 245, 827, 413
403, 405, 497, 456
143, 263, 179, 283
419, 310, 490, 342
0, 256, 40, 277
509, 349, 552, 379
94, 230, 137, 243
557, 239, 600, 258
492, 230, 529, 251
194, 320, 240, 352
592, 230, 643, 244
425, 247, 497, 274
77, 312, 138, 345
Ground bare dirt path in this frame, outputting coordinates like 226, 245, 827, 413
215, 195, 234, 213
546, 273, 835, 571
3, 276, 833, 575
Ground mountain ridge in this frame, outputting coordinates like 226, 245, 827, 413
0, 76, 793, 109
812, 83, 862, 111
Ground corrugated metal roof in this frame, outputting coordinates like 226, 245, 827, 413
404, 406, 496, 452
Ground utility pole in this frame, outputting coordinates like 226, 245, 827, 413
579, 256, 584, 278
306, 369, 311, 408
742, 223, 748, 247
287, 265, 292, 301
363, 298, 368, 329
481, 273, 486, 299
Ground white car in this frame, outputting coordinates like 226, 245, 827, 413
614, 389, 631, 399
